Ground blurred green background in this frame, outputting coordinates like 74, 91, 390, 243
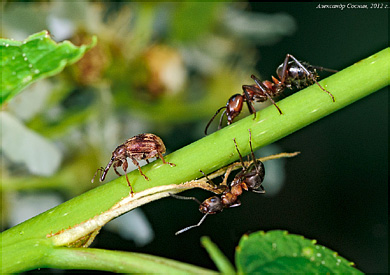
1, 2, 388, 273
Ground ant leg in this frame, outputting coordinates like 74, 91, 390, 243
218, 109, 227, 129
199, 170, 216, 186
233, 138, 247, 170
279, 54, 292, 83
229, 199, 241, 208
250, 75, 283, 115
199, 170, 226, 192
252, 185, 266, 194
158, 152, 176, 167
285, 54, 335, 102
222, 166, 233, 186
248, 129, 257, 164
248, 129, 266, 183
200, 170, 228, 194
242, 85, 257, 119
131, 158, 150, 181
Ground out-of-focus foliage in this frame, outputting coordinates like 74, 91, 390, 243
1, 2, 295, 241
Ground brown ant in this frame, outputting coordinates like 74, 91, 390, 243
92, 133, 175, 195
171, 129, 265, 235
205, 54, 337, 134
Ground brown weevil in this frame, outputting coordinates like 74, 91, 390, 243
92, 133, 175, 195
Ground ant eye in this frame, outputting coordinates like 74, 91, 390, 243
210, 197, 218, 203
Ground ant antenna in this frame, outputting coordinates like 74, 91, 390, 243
205, 106, 226, 135
175, 213, 209, 235
169, 193, 202, 205
310, 65, 338, 73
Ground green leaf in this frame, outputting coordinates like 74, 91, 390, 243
235, 230, 363, 273
0, 30, 97, 105
201, 236, 236, 274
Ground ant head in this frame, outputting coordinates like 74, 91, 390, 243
199, 196, 223, 214
226, 94, 244, 125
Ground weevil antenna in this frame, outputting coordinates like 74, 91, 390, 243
91, 167, 104, 183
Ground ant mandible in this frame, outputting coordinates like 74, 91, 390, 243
205, 54, 337, 134
171, 129, 265, 235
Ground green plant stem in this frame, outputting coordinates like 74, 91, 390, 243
1, 48, 389, 273
201, 236, 236, 274
43, 247, 217, 273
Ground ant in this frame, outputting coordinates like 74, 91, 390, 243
171, 129, 265, 235
92, 133, 175, 195
205, 54, 337, 134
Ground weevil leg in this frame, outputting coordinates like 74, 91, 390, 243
125, 173, 134, 196
113, 160, 123, 177
158, 152, 176, 167
131, 158, 149, 181
121, 159, 134, 195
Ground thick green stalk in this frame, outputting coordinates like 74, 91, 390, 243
1, 48, 389, 273
201, 236, 236, 274
43, 247, 217, 273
